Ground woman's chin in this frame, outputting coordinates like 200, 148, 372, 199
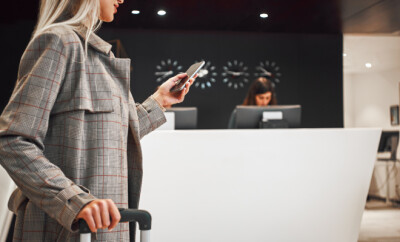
99, 15, 114, 22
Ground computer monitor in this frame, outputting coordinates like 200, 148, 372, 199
234, 105, 301, 129
378, 131, 399, 153
165, 107, 198, 129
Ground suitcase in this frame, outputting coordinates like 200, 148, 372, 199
79, 208, 151, 242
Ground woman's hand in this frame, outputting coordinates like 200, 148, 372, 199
152, 73, 197, 108
75, 199, 121, 233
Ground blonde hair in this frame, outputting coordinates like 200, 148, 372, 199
33, 0, 103, 56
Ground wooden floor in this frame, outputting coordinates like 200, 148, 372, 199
358, 200, 400, 242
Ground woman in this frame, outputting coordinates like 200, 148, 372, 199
228, 77, 277, 128
0, 0, 195, 241
243, 77, 277, 106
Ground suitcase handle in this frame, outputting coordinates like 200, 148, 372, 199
79, 208, 152, 234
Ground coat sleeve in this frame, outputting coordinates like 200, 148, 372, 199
129, 92, 166, 139
0, 32, 96, 232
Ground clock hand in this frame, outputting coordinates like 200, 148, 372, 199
162, 70, 174, 78
257, 66, 272, 76
155, 70, 173, 76
155, 70, 174, 78
225, 70, 243, 76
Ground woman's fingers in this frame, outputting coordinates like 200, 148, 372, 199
175, 80, 193, 101
86, 214, 97, 233
176, 72, 188, 79
76, 199, 120, 233
107, 199, 121, 231
77, 209, 97, 232
171, 73, 188, 84
99, 201, 110, 229
183, 76, 196, 95
154, 72, 196, 106
184, 82, 191, 95
92, 204, 102, 229
162, 73, 188, 90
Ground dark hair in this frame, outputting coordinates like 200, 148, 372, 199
243, 77, 277, 105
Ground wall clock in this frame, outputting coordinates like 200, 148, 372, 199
194, 61, 218, 89
221, 60, 250, 89
254, 60, 282, 86
154, 59, 183, 83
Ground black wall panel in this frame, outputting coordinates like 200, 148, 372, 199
0, 22, 35, 111
99, 28, 343, 129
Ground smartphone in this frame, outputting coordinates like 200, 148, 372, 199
170, 61, 205, 92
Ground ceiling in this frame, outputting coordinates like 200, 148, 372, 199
2, 0, 400, 34
342, 0, 400, 34
111, 0, 341, 33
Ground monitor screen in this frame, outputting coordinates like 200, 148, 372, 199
234, 105, 301, 129
165, 107, 198, 129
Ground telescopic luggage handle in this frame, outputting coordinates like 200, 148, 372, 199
79, 208, 152, 242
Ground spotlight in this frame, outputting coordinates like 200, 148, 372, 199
131, 10, 140, 15
158, 10, 166, 16
260, 13, 268, 18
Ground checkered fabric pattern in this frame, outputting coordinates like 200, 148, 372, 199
0, 26, 166, 241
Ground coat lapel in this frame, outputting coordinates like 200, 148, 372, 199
74, 27, 112, 55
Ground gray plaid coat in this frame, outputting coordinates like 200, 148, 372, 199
0, 26, 165, 241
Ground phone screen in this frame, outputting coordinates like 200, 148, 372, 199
170, 61, 205, 92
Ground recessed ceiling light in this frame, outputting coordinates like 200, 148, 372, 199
343, 53, 347, 57
365, 63, 372, 68
158, 10, 166, 16
260, 13, 269, 18
131, 10, 140, 15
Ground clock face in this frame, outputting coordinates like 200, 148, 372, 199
221, 60, 250, 89
254, 60, 282, 86
194, 61, 218, 90
154, 59, 183, 83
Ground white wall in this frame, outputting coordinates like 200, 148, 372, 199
344, 70, 400, 128
343, 35, 400, 130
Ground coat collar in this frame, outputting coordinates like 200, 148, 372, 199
74, 27, 112, 55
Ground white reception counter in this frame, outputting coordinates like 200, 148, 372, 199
139, 129, 381, 242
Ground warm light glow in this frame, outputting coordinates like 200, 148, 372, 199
365, 63, 372, 68
131, 10, 140, 15
343, 53, 347, 57
158, 10, 166, 16
260, 13, 269, 18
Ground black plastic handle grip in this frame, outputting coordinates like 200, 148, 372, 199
79, 208, 152, 234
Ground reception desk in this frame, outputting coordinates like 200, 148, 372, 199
139, 129, 381, 242
0, 129, 381, 241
